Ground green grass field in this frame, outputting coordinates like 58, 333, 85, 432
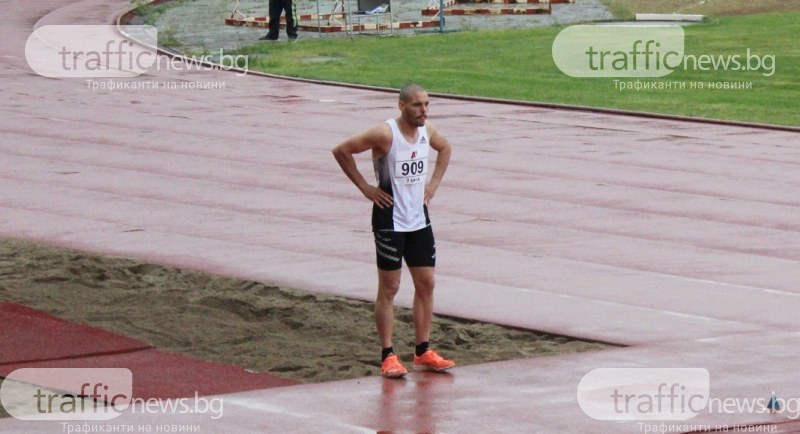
232, 9, 799, 127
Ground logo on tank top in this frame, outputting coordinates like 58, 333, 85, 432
419, 136, 427, 145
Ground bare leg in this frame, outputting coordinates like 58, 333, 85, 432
409, 266, 435, 345
376, 268, 402, 348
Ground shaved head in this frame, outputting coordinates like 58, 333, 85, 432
399, 83, 427, 102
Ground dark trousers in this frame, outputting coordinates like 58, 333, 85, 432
267, 0, 298, 38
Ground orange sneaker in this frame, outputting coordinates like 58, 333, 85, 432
413, 349, 455, 372
381, 354, 408, 378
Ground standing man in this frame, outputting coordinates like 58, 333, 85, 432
332, 84, 455, 378
259, 0, 298, 41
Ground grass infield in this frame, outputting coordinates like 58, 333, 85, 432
233, 9, 799, 127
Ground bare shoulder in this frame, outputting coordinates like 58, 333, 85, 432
334, 122, 393, 155
424, 121, 451, 151
367, 122, 393, 142
424, 120, 441, 135
364, 123, 393, 155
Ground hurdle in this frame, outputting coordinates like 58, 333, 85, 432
419, 0, 566, 18
225, 0, 575, 33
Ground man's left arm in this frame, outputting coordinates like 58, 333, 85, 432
425, 122, 452, 205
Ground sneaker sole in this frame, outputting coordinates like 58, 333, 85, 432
382, 371, 407, 379
414, 364, 454, 373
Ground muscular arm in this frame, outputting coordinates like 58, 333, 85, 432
424, 122, 453, 205
332, 125, 394, 209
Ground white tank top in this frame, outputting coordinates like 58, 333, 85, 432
372, 119, 431, 232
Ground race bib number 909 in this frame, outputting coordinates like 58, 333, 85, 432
395, 157, 427, 185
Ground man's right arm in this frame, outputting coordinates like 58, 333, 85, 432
332, 125, 394, 209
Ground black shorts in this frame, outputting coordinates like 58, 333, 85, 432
374, 226, 436, 271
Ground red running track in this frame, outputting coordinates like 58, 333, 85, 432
0, 303, 299, 400
1, 0, 800, 431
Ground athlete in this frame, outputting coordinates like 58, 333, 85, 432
332, 83, 455, 378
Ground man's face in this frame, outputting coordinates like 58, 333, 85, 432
400, 91, 430, 127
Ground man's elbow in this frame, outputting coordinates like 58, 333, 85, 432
332, 146, 353, 166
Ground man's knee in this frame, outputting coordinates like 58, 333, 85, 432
415, 282, 434, 300
411, 268, 435, 296
378, 270, 402, 298
378, 282, 400, 299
